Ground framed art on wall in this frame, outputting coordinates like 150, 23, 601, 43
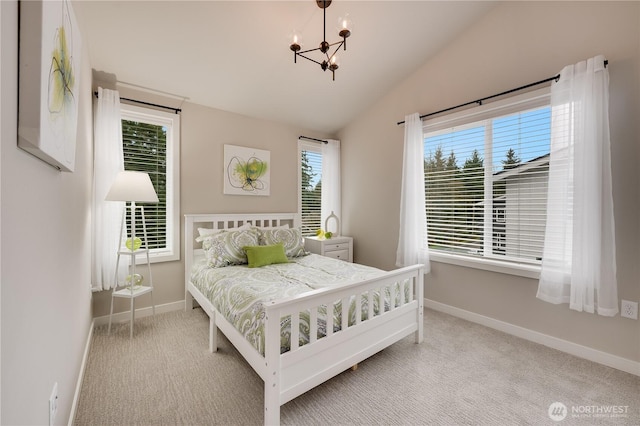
223, 144, 270, 196
18, 0, 82, 172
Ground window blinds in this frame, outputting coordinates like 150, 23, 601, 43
300, 149, 323, 236
423, 90, 551, 265
122, 119, 167, 250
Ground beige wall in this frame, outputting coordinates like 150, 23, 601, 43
338, 1, 640, 362
1, 1, 94, 424
92, 98, 331, 317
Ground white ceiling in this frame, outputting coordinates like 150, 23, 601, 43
73, 1, 496, 134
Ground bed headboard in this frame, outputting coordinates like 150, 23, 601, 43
184, 213, 301, 306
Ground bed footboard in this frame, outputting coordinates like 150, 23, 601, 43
262, 264, 424, 425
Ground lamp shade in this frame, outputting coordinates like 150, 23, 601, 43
105, 171, 159, 202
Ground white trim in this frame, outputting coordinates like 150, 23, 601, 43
423, 87, 552, 270
424, 299, 640, 377
298, 139, 323, 235
68, 320, 94, 426
423, 87, 551, 133
93, 300, 184, 326
120, 104, 180, 264
430, 251, 540, 279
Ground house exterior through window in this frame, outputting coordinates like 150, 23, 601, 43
423, 88, 551, 268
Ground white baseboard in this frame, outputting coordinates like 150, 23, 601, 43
93, 300, 185, 327
424, 299, 640, 377
68, 319, 94, 426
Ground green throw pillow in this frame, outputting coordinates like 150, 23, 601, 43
243, 243, 289, 268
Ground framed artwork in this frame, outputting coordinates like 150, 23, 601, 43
18, 0, 82, 172
224, 145, 270, 196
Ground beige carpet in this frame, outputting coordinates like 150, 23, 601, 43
74, 308, 639, 425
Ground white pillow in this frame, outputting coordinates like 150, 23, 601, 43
196, 223, 252, 242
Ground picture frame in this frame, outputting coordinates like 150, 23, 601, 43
223, 144, 271, 196
18, 0, 82, 172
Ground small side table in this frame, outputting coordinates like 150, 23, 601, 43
108, 248, 155, 338
304, 236, 353, 262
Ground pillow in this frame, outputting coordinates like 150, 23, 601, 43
196, 228, 223, 242
201, 228, 260, 267
196, 223, 252, 242
243, 243, 289, 268
259, 227, 308, 258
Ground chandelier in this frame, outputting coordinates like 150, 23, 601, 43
289, 0, 352, 81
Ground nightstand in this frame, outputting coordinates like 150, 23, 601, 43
108, 247, 155, 338
304, 236, 353, 262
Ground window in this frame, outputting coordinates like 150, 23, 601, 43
423, 88, 550, 269
298, 141, 323, 236
121, 104, 180, 263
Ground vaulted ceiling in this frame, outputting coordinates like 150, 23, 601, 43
73, 1, 496, 134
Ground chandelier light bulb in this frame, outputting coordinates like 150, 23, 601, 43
329, 55, 339, 71
289, 30, 302, 51
338, 13, 352, 38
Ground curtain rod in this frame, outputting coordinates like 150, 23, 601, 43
298, 135, 328, 144
396, 59, 608, 126
93, 91, 182, 114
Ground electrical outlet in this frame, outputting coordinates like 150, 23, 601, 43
621, 300, 638, 320
49, 382, 58, 426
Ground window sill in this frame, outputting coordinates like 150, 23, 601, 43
130, 250, 179, 265
429, 251, 540, 279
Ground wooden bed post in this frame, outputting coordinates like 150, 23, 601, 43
184, 215, 194, 311
209, 312, 218, 353
415, 266, 425, 344
264, 302, 281, 425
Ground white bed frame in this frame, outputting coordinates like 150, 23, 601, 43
184, 213, 424, 425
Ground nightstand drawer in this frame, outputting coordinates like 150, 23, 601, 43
304, 236, 353, 262
325, 249, 349, 261
324, 242, 350, 252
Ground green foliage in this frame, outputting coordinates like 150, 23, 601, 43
502, 148, 521, 170
424, 145, 525, 254
300, 151, 315, 192
122, 119, 167, 249
426, 147, 485, 252
300, 150, 322, 235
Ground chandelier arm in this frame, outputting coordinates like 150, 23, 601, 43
299, 41, 343, 61
296, 53, 325, 67
329, 41, 344, 61
298, 46, 324, 55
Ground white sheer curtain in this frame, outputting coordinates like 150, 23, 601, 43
396, 113, 430, 270
92, 88, 125, 291
537, 55, 617, 316
321, 139, 341, 232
